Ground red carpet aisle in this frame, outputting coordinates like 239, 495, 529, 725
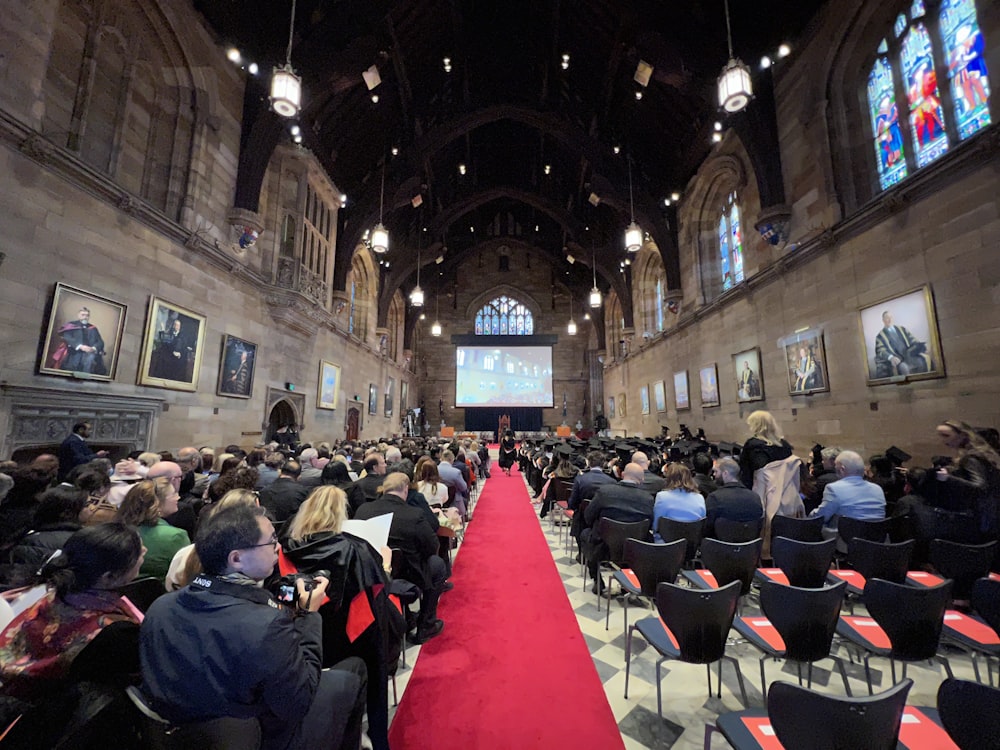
388, 466, 625, 749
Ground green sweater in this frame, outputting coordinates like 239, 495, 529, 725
138, 520, 190, 581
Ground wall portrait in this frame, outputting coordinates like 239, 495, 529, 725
39, 283, 127, 382
618, 393, 627, 418
653, 380, 667, 413
385, 376, 395, 417
400, 381, 408, 413
368, 383, 378, 416
781, 329, 829, 396
639, 385, 650, 415
317, 360, 341, 410
138, 297, 206, 392
733, 348, 764, 403
699, 364, 720, 408
858, 285, 944, 385
216, 335, 257, 398
608, 396, 615, 419
673, 370, 690, 410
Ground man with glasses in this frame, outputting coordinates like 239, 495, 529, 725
175, 446, 209, 498
140, 504, 367, 750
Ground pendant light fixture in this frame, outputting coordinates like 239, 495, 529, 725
431, 293, 442, 336
371, 161, 389, 254
270, 0, 302, 117
567, 296, 577, 335
624, 157, 642, 253
717, 0, 753, 113
589, 240, 602, 308
410, 244, 424, 307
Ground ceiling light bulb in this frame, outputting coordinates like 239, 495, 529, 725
714, 121, 723, 131
371, 94, 379, 103
292, 134, 302, 144
760, 56, 772, 70
391, 146, 399, 156
664, 198, 671, 206
613, 145, 621, 154
635, 90, 643, 100
227, 48, 241, 64
443, 57, 452, 72
290, 125, 301, 136
435, 255, 444, 264
458, 163, 466, 175
671, 192, 680, 201
566, 254, 575, 264
247, 62, 259, 75
624, 221, 643, 252
567, 319, 577, 335
712, 132, 723, 143
371, 223, 389, 253
410, 286, 424, 307
469, 226, 474, 233
544, 164, 551, 175
589, 287, 602, 308
584, 312, 591, 320
431, 320, 442, 336
778, 44, 791, 58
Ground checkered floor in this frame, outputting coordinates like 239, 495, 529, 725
387, 472, 979, 749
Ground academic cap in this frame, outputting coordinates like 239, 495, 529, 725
885, 446, 912, 465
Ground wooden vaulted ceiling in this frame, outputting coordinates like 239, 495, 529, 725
196, 0, 827, 300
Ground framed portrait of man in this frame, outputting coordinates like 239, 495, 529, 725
699, 364, 721, 407
368, 383, 378, 416
608, 396, 615, 419
618, 393, 627, 418
317, 360, 341, 410
733, 348, 764, 403
858, 285, 944, 385
400, 381, 408, 413
674, 370, 690, 410
653, 381, 667, 413
216, 335, 257, 398
39, 283, 127, 382
138, 297, 206, 392
385, 377, 395, 417
639, 385, 650, 415
781, 329, 829, 396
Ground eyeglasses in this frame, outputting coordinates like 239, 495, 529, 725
242, 535, 279, 550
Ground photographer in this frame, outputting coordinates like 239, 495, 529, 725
139, 504, 367, 750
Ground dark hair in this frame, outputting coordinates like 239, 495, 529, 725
692, 452, 713, 475
196, 504, 267, 576
246, 448, 267, 467
41, 522, 142, 599
72, 422, 90, 435
34, 486, 89, 526
212, 466, 260, 497
586, 451, 605, 468
74, 468, 111, 496
321, 461, 351, 484
220, 456, 242, 475
363, 455, 382, 473
281, 459, 302, 477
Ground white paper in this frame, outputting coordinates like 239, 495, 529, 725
342, 513, 393, 551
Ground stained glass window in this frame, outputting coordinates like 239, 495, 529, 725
719, 215, 732, 291
902, 23, 949, 166
868, 56, 909, 188
894, 13, 908, 38
730, 200, 744, 285
911, 0, 925, 18
655, 278, 664, 332
348, 280, 356, 335
941, 0, 991, 139
473, 295, 533, 335
719, 193, 743, 292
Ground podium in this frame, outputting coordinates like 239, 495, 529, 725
440, 426, 455, 438
556, 425, 572, 437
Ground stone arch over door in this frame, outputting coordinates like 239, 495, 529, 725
264, 387, 305, 443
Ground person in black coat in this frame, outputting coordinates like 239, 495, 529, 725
704, 458, 764, 539
691, 451, 718, 500
319, 461, 366, 516
57, 422, 106, 482
355, 473, 446, 644
257, 460, 310, 523
8, 486, 87, 569
739, 411, 793, 489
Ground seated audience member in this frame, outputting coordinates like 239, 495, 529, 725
297, 448, 323, 487
810, 450, 886, 532
567, 450, 616, 548
354, 453, 388, 505
807, 447, 841, 514
107, 458, 146, 507
355, 473, 446, 644
257, 459, 309, 522
283, 487, 396, 750
691, 451, 718, 499
633, 451, 666, 495
0, 469, 51, 551
653, 464, 707, 540
164, 488, 259, 591
256, 451, 284, 490
176, 446, 211, 500
139, 504, 367, 750
437, 450, 468, 519
581, 463, 655, 593
704, 457, 763, 538
0, 523, 145, 700
117, 478, 189, 581
320, 460, 367, 516
415, 461, 462, 532
137, 452, 160, 472
539, 449, 579, 519
9, 486, 87, 569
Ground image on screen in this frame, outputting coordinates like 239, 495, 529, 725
455, 346, 554, 407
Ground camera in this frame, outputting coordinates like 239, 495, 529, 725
273, 569, 330, 605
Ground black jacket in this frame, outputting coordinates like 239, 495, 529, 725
354, 474, 385, 505
583, 481, 654, 543
9, 522, 80, 567
258, 477, 310, 522
355, 495, 438, 590
739, 438, 793, 489
705, 482, 764, 538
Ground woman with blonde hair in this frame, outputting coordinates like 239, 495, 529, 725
283, 485, 396, 750
116, 478, 188, 581
653, 464, 706, 540
935, 420, 1000, 536
739, 410, 793, 488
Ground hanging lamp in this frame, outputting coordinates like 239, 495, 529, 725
270, 0, 302, 117
371, 162, 389, 254
589, 240, 603, 308
567, 296, 577, 335
431, 294, 442, 336
717, 0, 753, 113
624, 158, 642, 253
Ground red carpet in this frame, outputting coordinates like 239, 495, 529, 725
388, 466, 625, 749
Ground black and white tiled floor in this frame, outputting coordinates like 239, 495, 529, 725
387, 471, 980, 749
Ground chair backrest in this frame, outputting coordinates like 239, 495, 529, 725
553, 477, 575, 503
390, 547, 405, 578
446, 483, 457, 506
847, 538, 914, 585
657, 516, 705, 563
622, 538, 686, 596
699, 537, 763, 596
116, 576, 167, 613
929, 539, 997, 601
865, 578, 953, 661
714, 517, 764, 543
654, 580, 740, 665
838, 516, 892, 547
937, 678, 1000, 750
760, 580, 846, 663
126, 686, 263, 750
772, 536, 836, 588
767, 678, 912, 750
971, 577, 1000, 635
598, 517, 652, 566
770, 514, 825, 543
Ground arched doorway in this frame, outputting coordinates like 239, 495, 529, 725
267, 399, 297, 443
346, 407, 360, 441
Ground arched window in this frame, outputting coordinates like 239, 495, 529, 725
867, 0, 991, 191
473, 295, 533, 335
720, 193, 744, 292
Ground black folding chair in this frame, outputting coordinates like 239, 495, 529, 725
771, 536, 836, 588
937, 677, 1000, 749
770, 514, 824, 543
592, 517, 651, 610
930, 539, 997, 601
657, 517, 705, 567
608, 538, 685, 631
714, 517, 764, 543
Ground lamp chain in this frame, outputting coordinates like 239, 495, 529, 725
286, 0, 297, 66
724, 0, 734, 58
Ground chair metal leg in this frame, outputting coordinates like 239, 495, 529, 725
759, 655, 768, 699
938, 655, 954, 679
724, 655, 749, 707
971, 652, 983, 684
807, 662, 814, 689
391, 675, 398, 707
832, 655, 853, 696
624, 625, 635, 698
717, 659, 723, 698
863, 653, 874, 695
656, 657, 666, 718
706, 663, 713, 698
704, 724, 718, 750
796, 661, 803, 686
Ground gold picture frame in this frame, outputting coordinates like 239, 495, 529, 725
138, 297, 206, 392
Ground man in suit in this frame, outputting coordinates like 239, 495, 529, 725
568, 451, 616, 549
810, 450, 886, 532
632, 451, 666, 495
437, 449, 468, 518
57, 421, 107, 481
354, 453, 387, 505
691, 451, 718, 499
704, 457, 763, 538
355, 473, 446, 644
874, 310, 930, 378
257, 459, 310, 522
580, 463, 654, 593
